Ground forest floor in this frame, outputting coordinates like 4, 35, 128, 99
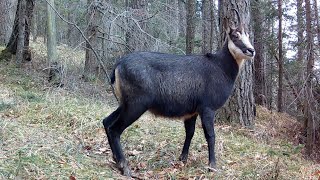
0, 43, 320, 179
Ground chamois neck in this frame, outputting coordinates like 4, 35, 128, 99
216, 43, 239, 81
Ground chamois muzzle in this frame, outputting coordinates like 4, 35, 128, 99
244, 48, 255, 57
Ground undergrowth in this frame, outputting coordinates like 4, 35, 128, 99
0, 43, 320, 179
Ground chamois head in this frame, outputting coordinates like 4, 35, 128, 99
225, 9, 255, 67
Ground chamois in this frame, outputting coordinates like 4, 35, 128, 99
102, 11, 255, 176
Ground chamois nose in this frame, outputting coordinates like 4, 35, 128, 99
246, 48, 255, 57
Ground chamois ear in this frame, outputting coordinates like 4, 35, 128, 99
223, 17, 231, 34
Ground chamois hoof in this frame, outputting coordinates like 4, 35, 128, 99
178, 154, 188, 163
118, 161, 132, 177
208, 162, 217, 172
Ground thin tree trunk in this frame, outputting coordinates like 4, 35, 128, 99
277, 0, 284, 112
210, 0, 218, 51
216, 0, 255, 127
84, 0, 101, 81
202, 0, 212, 54
296, 0, 305, 116
178, 0, 186, 37
186, 0, 196, 54
265, 16, 276, 109
168, 0, 179, 43
304, 0, 315, 156
32, 1, 37, 42
252, 0, 267, 106
46, 0, 57, 66
16, 0, 26, 67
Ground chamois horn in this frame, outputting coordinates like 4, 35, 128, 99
231, 8, 243, 28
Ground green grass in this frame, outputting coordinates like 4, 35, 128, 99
0, 56, 319, 179
0, 102, 13, 111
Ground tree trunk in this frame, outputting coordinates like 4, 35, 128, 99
178, 0, 186, 37
3, 0, 34, 62
201, 0, 213, 54
125, 0, 148, 52
32, 1, 37, 42
84, 0, 101, 81
0, 0, 13, 45
296, 0, 305, 118
168, 0, 179, 43
277, 0, 284, 112
252, 0, 267, 106
304, 0, 315, 156
16, 0, 26, 67
216, 0, 255, 127
186, 0, 196, 54
210, 1, 219, 51
266, 17, 276, 110
218, 0, 223, 48
314, 0, 320, 46
46, 0, 57, 66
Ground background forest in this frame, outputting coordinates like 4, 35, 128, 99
0, 0, 319, 179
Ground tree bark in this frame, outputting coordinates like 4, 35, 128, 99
32, 1, 37, 42
3, 0, 34, 62
178, 0, 186, 37
295, 0, 305, 118
125, 0, 148, 52
186, 0, 196, 54
277, 0, 284, 112
314, 0, 320, 46
304, 0, 315, 156
46, 0, 57, 66
252, 0, 267, 106
216, 0, 255, 127
168, 0, 179, 43
0, 0, 13, 45
84, 0, 101, 81
16, 0, 26, 67
265, 17, 275, 109
201, 0, 213, 54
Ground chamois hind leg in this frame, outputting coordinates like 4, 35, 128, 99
103, 107, 122, 161
107, 102, 147, 176
179, 115, 197, 163
200, 108, 217, 171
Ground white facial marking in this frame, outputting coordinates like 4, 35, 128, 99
241, 30, 254, 51
228, 39, 245, 67
227, 30, 255, 68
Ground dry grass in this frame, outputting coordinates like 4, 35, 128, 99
0, 44, 320, 179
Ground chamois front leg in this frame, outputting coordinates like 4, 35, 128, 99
179, 115, 197, 163
200, 108, 217, 171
